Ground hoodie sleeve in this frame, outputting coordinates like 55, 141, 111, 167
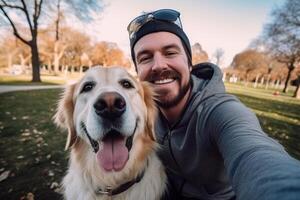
208, 100, 300, 200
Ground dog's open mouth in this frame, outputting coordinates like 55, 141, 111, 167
97, 130, 129, 172
80, 121, 138, 172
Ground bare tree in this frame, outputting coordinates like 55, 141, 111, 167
0, 0, 43, 82
212, 48, 225, 67
50, 0, 104, 75
0, 0, 104, 81
262, 0, 300, 93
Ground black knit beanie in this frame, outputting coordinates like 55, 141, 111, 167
129, 20, 192, 70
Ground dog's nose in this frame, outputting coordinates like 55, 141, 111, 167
94, 92, 126, 119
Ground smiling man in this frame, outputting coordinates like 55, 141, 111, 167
127, 9, 300, 200
134, 31, 191, 123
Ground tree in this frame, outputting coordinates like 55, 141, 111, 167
291, 66, 300, 98
0, 0, 43, 82
49, 0, 104, 75
60, 27, 91, 73
90, 42, 129, 67
231, 50, 268, 86
192, 43, 209, 65
0, 0, 104, 81
212, 48, 225, 67
262, 0, 300, 93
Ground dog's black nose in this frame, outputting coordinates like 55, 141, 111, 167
94, 92, 126, 119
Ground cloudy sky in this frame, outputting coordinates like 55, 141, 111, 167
82, 0, 284, 67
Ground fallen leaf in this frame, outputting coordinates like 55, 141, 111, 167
50, 182, 59, 189
22, 116, 29, 120
48, 170, 54, 177
0, 170, 10, 182
21, 132, 31, 137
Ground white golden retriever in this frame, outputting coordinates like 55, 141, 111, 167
54, 66, 166, 200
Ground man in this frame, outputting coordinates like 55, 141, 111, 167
127, 9, 300, 200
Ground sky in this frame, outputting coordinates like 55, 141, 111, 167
80, 0, 284, 68
0, 0, 285, 68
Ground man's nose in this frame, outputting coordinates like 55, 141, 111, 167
152, 53, 167, 72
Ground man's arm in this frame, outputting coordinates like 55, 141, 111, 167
209, 100, 300, 200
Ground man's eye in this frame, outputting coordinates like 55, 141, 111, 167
81, 82, 95, 93
166, 51, 177, 56
138, 56, 151, 64
120, 79, 134, 89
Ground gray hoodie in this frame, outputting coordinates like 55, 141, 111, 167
156, 63, 300, 200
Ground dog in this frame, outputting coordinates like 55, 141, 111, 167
54, 66, 166, 200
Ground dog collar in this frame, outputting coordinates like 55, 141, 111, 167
95, 167, 146, 196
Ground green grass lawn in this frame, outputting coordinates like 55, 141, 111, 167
0, 84, 299, 199
226, 83, 300, 159
0, 74, 66, 85
0, 89, 67, 200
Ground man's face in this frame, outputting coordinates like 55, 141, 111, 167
134, 32, 191, 108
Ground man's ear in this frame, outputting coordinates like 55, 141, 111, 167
141, 81, 157, 141
53, 84, 78, 150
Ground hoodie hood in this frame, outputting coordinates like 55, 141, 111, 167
173, 62, 226, 128
191, 62, 225, 97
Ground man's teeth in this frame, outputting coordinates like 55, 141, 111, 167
154, 78, 174, 84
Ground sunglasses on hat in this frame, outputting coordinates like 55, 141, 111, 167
127, 9, 183, 40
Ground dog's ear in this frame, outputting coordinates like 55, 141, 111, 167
53, 84, 78, 150
141, 81, 157, 141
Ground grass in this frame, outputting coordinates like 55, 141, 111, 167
0, 84, 299, 199
0, 74, 67, 85
0, 89, 67, 200
226, 83, 300, 159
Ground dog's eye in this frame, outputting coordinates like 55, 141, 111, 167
120, 79, 134, 89
81, 82, 95, 93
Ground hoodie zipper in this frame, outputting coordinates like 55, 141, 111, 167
162, 128, 182, 175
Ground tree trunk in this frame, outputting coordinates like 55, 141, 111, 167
54, 41, 60, 75
222, 72, 226, 82
294, 84, 300, 99
283, 65, 293, 93
8, 54, 13, 70
293, 76, 300, 99
254, 74, 259, 88
47, 60, 52, 73
260, 77, 264, 87
31, 42, 41, 82
275, 79, 280, 89
19, 54, 26, 73
265, 75, 271, 90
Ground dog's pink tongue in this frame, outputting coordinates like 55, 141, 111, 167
96, 136, 128, 172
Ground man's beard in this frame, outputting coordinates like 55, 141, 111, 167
147, 70, 191, 109
156, 78, 191, 109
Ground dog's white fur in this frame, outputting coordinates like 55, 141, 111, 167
54, 66, 166, 200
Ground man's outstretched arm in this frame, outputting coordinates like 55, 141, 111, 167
209, 100, 300, 200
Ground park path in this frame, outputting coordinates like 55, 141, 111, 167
0, 85, 64, 94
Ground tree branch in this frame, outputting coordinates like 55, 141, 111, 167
0, 5, 30, 46
20, 0, 33, 36
36, 0, 43, 19
0, 0, 24, 10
